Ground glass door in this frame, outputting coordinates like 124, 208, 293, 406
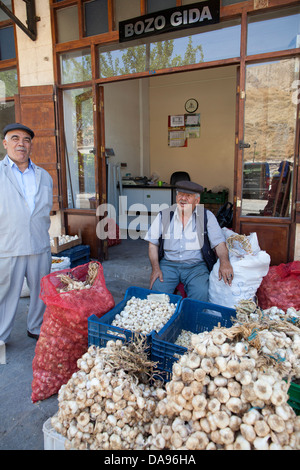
241, 58, 298, 218
62, 87, 96, 209
237, 57, 300, 265
61, 85, 107, 260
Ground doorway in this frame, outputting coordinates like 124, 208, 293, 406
63, 65, 238, 256
102, 65, 237, 236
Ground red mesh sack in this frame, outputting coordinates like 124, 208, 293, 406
31, 261, 115, 402
107, 218, 121, 247
256, 261, 300, 311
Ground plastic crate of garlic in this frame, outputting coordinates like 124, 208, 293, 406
110, 294, 177, 336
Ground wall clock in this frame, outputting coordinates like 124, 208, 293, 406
185, 98, 198, 113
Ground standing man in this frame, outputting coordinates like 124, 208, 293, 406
0, 123, 53, 343
144, 180, 233, 301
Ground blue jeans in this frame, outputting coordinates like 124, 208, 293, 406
152, 259, 209, 302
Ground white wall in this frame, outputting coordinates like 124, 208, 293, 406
149, 66, 237, 200
14, 0, 54, 87
103, 79, 150, 178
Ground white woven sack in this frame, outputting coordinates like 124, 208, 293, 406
208, 230, 270, 309
51, 256, 71, 272
20, 278, 30, 298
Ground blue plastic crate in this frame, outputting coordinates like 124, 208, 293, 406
88, 286, 182, 351
55, 245, 90, 268
151, 297, 236, 381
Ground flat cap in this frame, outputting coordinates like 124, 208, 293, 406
3, 123, 34, 139
175, 180, 204, 194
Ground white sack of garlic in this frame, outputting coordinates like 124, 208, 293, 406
111, 295, 177, 335
148, 324, 300, 451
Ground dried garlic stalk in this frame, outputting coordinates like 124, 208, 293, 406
56, 262, 98, 292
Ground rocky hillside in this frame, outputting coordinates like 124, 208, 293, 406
243, 58, 298, 168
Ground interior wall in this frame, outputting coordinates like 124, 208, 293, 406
103, 79, 150, 178
149, 66, 237, 201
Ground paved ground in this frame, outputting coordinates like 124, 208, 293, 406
0, 238, 150, 450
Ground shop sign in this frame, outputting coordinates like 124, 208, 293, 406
119, 1, 220, 43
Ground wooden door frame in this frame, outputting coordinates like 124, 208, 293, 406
57, 84, 106, 260
232, 10, 247, 232
95, 84, 108, 260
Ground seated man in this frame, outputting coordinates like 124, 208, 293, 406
144, 180, 233, 301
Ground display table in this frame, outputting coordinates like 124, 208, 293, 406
122, 184, 173, 215
120, 184, 174, 233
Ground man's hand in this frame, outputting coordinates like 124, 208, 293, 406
218, 259, 234, 286
148, 242, 163, 289
215, 242, 234, 286
149, 267, 163, 289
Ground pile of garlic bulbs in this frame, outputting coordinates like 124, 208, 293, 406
175, 329, 193, 348
111, 295, 177, 335
149, 327, 300, 450
234, 301, 300, 379
50, 234, 79, 247
51, 340, 163, 450
235, 300, 300, 324
50, 322, 300, 450
56, 275, 93, 292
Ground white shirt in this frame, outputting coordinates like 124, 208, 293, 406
7, 156, 37, 214
144, 206, 225, 264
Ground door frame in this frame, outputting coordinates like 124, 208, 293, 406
58, 84, 107, 260
95, 85, 108, 260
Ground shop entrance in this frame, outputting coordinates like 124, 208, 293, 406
102, 65, 237, 239
62, 59, 299, 266
63, 65, 238, 259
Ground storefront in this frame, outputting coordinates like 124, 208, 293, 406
1, 0, 300, 264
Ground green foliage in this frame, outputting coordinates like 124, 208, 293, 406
99, 37, 204, 79
0, 69, 18, 98
61, 53, 92, 84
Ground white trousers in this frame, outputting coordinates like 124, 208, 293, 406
0, 251, 51, 343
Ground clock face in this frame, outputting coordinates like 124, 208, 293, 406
185, 98, 198, 113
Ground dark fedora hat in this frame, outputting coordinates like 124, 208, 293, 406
3, 123, 34, 139
175, 180, 204, 194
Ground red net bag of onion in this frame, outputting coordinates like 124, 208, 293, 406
257, 260, 300, 311
31, 261, 115, 403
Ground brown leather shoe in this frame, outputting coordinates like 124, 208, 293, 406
27, 331, 39, 340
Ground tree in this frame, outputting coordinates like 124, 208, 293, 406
99, 36, 204, 78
